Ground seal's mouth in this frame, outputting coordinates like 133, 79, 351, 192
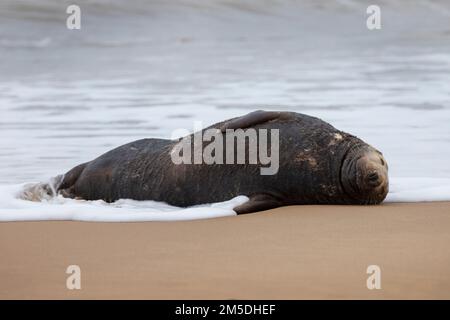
340, 145, 389, 204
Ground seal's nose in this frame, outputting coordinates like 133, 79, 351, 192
356, 150, 389, 199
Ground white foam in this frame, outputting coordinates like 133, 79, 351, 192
0, 184, 248, 222
386, 177, 450, 203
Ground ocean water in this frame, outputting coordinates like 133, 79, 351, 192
1, 0, 450, 221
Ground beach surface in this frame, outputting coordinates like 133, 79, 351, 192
1, 202, 449, 300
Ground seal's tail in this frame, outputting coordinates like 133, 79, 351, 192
56, 162, 88, 198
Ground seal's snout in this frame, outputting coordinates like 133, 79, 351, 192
341, 146, 389, 204
356, 149, 389, 203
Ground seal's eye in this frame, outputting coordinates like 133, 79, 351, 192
367, 172, 380, 186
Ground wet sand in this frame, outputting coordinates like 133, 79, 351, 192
1, 202, 450, 299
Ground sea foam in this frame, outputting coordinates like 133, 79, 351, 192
0, 177, 449, 222
0, 183, 249, 222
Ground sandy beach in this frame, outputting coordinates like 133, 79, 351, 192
1, 202, 449, 300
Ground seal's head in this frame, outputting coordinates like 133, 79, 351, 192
341, 145, 389, 204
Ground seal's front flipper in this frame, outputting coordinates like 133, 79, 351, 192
233, 194, 281, 214
219, 110, 284, 132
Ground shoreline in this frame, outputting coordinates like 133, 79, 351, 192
1, 201, 450, 299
